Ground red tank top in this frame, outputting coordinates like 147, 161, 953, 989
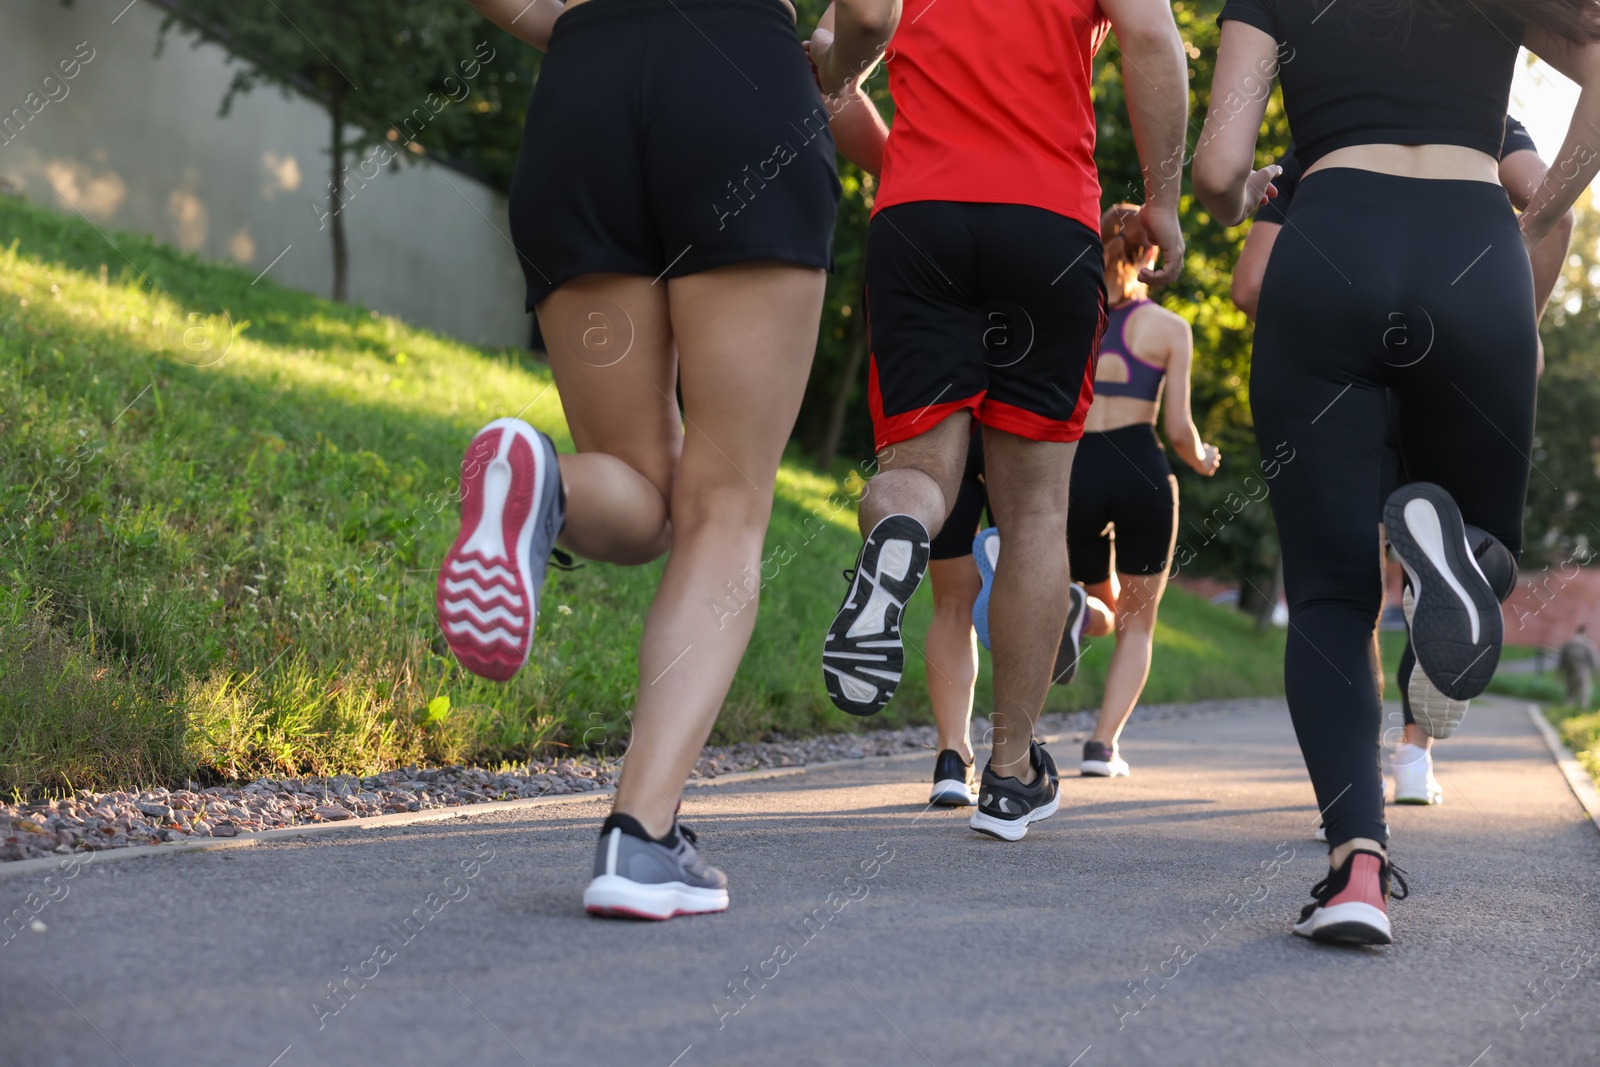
874, 0, 1111, 233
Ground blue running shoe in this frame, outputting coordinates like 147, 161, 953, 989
971, 527, 1000, 651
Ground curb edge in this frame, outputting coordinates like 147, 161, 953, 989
1525, 702, 1600, 833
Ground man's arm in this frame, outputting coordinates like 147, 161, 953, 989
1100, 0, 1191, 284
829, 92, 890, 176
808, 4, 890, 175
812, 0, 900, 95
1230, 219, 1280, 321
466, 0, 564, 50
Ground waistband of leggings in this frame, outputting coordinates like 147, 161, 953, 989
552, 0, 795, 39
1081, 422, 1160, 447
1296, 165, 1512, 208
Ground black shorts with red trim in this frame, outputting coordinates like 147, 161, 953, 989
864, 201, 1106, 450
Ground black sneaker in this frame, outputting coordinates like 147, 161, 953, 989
1383, 483, 1501, 705
1080, 740, 1129, 777
1051, 583, 1090, 686
970, 740, 1059, 841
929, 749, 976, 806
1293, 848, 1408, 945
822, 514, 931, 716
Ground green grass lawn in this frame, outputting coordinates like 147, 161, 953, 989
0, 194, 1291, 797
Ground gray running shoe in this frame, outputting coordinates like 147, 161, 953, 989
1052, 583, 1090, 686
584, 819, 729, 920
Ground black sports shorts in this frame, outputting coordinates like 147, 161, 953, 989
509, 0, 841, 309
928, 428, 988, 560
1066, 423, 1178, 584
864, 201, 1106, 449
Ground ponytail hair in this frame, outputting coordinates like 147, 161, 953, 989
1101, 203, 1154, 305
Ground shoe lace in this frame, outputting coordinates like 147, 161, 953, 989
550, 548, 582, 571
1299, 852, 1410, 921
1389, 862, 1410, 900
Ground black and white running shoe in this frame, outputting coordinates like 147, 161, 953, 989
930, 749, 976, 806
1399, 626, 1471, 740
1383, 483, 1501, 707
970, 740, 1059, 841
823, 514, 931, 716
1052, 583, 1090, 686
1079, 740, 1129, 777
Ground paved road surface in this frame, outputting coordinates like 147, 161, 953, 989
5, 697, 1598, 1067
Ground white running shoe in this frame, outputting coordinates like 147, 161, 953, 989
1391, 741, 1443, 805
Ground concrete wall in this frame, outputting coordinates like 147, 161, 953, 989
0, 0, 531, 349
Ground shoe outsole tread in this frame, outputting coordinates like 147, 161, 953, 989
823, 516, 931, 716
437, 420, 556, 682
1383, 483, 1501, 707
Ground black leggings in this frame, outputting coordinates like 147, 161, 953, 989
1067, 424, 1178, 584
1251, 169, 1536, 847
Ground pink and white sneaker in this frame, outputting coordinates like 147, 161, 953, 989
1293, 848, 1409, 945
436, 418, 565, 682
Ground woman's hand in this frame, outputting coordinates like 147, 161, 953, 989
1189, 443, 1221, 476
1247, 165, 1282, 210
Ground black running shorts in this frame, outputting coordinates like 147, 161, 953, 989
928, 428, 988, 560
1066, 423, 1178, 584
509, 0, 841, 309
864, 201, 1105, 449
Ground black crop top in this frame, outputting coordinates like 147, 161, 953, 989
1502, 115, 1538, 158
1217, 0, 1523, 169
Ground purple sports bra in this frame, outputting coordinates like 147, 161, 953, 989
1094, 299, 1165, 402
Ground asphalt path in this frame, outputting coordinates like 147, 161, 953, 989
5, 697, 1598, 1067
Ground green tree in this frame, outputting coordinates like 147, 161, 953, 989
1530, 189, 1600, 565
145, 1, 532, 300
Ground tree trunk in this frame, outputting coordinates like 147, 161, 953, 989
814, 285, 869, 469
329, 84, 349, 303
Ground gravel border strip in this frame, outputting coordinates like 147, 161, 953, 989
2, 697, 1278, 870
0, 765, 806, 879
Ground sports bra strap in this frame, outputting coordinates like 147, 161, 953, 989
1095, 300, 1165, 402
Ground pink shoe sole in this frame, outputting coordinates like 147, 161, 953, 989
435, 420, 545, 681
